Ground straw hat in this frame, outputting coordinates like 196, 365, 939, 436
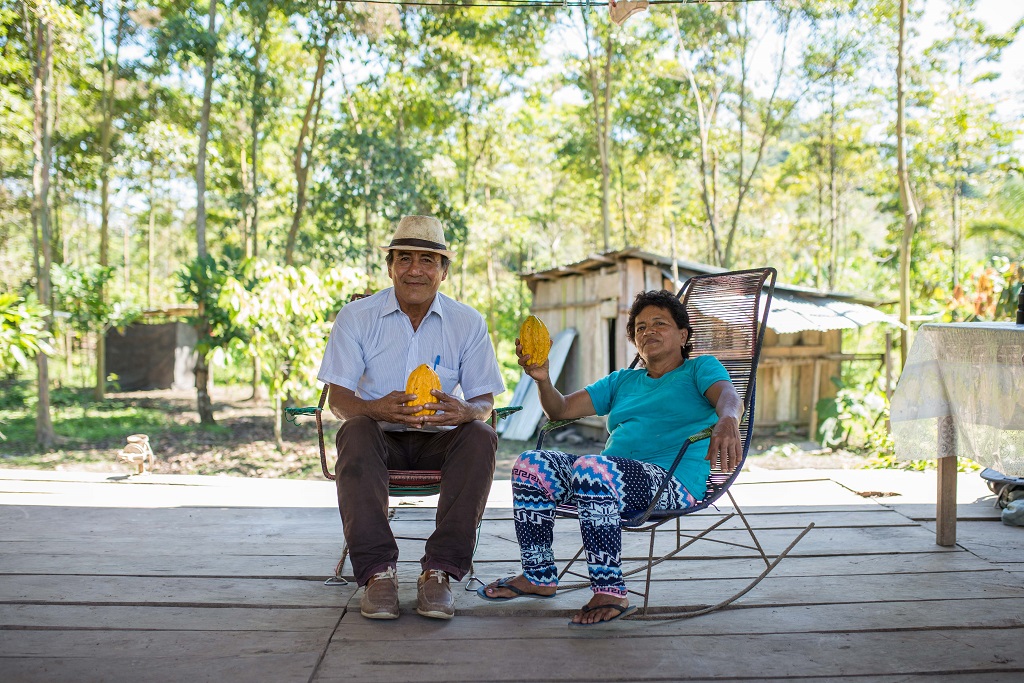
380, 215, 456, 259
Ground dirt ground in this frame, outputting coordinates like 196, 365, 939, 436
1, 387, 871, 479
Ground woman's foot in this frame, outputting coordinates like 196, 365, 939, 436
481, 574, 556, 600
570, 593, 630, 626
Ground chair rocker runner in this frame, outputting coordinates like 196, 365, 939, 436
537, 268, 814, 619
285, 384, 521, 588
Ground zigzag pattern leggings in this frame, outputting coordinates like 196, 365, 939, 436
511, 449, 696, 597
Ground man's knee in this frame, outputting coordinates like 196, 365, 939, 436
461, 419, 498, 451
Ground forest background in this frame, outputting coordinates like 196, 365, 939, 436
2, 0, 1023, 470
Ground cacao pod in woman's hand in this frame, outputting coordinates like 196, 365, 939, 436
405, 364, 442, 416
519, 315, 551, 366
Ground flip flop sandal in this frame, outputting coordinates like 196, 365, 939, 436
567, 603, 638, 628
476, 576, 556, 602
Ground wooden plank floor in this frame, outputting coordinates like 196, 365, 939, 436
1, 468, 1023, 682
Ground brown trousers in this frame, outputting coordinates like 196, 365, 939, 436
334, 416, 497, 586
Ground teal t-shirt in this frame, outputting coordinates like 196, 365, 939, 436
584, 355, 731, 499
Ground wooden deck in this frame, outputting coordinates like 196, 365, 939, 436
1, 467, 1023, 682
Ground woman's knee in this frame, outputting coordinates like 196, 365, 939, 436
571, 455, 619, 494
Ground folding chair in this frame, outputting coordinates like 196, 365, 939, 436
536, 268, 814, 619
285, 364, 520, 588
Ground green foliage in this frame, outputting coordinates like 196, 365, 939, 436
0, 293, 53, 376
176, 255, 246, 358
221, 260, 362, 443
51, 264, 139, 336
816, 374, 889, 455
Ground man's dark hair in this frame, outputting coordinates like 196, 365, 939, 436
385, 250, 451, 271
626, 289, 694, 360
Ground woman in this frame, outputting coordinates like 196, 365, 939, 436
478, 290, 743, 627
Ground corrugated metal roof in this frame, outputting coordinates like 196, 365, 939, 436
763, 294, 905, 334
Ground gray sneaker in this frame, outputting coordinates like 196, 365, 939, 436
360, 567, 399, 620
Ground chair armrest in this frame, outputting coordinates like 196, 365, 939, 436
489, 405, 523, 430
535, 418, 584, 451
284, 406, 318, 426
624, 426, 714, 526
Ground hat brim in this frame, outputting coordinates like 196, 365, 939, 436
380, 244, 456, 259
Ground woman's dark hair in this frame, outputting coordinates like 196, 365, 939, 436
626, 290, 693, 360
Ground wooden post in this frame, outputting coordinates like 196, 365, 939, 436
936, 415, 957, 547
884, 331, 893, 433
808, 359, 822, 443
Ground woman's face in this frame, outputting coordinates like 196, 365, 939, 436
633, 305, 688, 365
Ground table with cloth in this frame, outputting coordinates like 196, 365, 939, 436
890, 322, 1024, 545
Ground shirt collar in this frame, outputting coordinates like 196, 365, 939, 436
379, 287, 445, 320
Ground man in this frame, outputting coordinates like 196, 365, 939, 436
317, 215, 505, 621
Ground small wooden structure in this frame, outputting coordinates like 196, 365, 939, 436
521, 249, 902, 441
104, 307, 199, 391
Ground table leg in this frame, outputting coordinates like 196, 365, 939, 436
936, 456, 957, 545
936, 415, 957, 546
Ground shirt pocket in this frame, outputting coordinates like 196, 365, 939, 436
434, 365, 460, 396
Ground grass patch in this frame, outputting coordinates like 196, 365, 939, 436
0, 403, 183, 455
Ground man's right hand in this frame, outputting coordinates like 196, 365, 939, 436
515, 337, 552, 384
368, 391, 427, 427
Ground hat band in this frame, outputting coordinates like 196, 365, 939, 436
388, 237, 448, 251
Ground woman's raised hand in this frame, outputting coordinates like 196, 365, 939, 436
516, 337, 552, 384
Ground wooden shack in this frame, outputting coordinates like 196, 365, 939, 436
513, 249, 901, 442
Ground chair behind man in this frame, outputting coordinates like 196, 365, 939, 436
537, 268, 815, 618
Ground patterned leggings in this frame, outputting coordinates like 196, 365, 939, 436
511, 450, 696, 597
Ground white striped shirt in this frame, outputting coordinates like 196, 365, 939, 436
317, 288, 505, 430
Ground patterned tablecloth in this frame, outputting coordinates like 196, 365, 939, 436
890, 322, 1024, 476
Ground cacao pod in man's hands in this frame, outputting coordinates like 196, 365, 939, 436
405, 364, 442, 416
519, 315, 551, 366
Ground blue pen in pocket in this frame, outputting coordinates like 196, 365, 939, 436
433, 354, 440, 371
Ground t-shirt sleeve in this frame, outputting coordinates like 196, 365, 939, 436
316, 307, 365, 392
585, 370, 621, 416
458, 312, 506, 400
694, 355, 732, 395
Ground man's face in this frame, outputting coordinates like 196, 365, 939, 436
387, 250, 448, 307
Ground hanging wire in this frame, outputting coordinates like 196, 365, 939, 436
337, 0, 774, 8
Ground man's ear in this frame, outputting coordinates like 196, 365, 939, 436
440, 264, 449, 281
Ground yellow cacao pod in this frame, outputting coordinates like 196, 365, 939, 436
405, 364, 442, 416
519, 315, 551, 366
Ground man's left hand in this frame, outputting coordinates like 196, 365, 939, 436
418, 390, 478, 427
707, 416, 742, 472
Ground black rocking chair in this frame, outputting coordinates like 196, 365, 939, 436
536, 267, 814, 619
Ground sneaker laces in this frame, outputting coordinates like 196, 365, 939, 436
425, 569, 447, 584
369, 567, 396, 584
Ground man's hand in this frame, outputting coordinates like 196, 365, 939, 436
706, 415, 742, 472
419, 390, 481, 427
366, 390, 428, 427
515, 337, 552, 383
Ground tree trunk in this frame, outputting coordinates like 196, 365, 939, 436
147, 160, 156, 309
94, 1, 126, 401
582, 10, 612, 252
195, 0, 216, 261
896, 0, 919, 368
273, 394, 283, 451
32, 17, 55, 448
194, 0, 218, 424
285, 28, 334, 266
248, 19, 264, 259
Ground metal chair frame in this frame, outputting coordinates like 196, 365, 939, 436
536, 268, 814, 619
